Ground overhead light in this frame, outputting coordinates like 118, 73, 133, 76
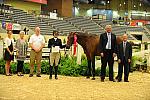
124, 2, 126, 5
139, 3, 142, 6
119, 4, 122, 6
134, 5, 136, 7
107, 0, 110, 4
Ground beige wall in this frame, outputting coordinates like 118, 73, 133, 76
4, 0, 41, 12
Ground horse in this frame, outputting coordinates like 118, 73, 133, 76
66, 32, 123, 80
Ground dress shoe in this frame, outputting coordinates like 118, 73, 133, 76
101, 79, 104, 82
117, 80, 122, 82
55, 76, 58, 80
29, 74, 33, 77
124, 80, 129, 82
91, 77, 95, 80
36, 74, 41, 77
110, 79, 116, 82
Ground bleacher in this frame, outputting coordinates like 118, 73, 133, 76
0, 4, 149, 40
41, 17, 81, 35
65, 17, 104, 34
0, 5, 55, 35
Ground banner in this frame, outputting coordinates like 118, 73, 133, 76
2, 20, 6, 29
73, 34, 77, 56
6, 23, 12, 30
12, 23, 21, 30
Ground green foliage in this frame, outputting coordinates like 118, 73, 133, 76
131, 56, 147, 71
0, 59, 5, 74
0, 55, 109, 77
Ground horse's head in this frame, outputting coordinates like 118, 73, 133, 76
66, 32, 76, 49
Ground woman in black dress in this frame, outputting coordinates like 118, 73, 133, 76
4, 30, 14, 76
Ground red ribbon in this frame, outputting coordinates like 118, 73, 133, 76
73, 34, 77, 56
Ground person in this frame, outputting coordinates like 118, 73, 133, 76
15, 31, 28, 76
29, 27, 45, 77
4, 30, 14, 76
117, 34, 132, 82
99, 25, 117, 82
48, 31, 65, 80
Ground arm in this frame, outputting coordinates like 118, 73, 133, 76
128, 43, 132, 59
48, 39, 52, 48
99, 34, 103, 53
114, 35, 117, 54
117, 44, 121, 59
4, 38, 12, 55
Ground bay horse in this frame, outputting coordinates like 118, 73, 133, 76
66, 32, 122, 80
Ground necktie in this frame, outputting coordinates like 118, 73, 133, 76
123, 42, 126, 56
108, 34, 111, 49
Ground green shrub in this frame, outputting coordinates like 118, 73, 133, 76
0, 59, 5, 74
0, 55, 110, 77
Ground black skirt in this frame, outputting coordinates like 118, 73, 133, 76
4, 41, 14, 61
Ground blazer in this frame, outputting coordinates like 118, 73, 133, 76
117, 41, 132, 61
99, 32, 117, 53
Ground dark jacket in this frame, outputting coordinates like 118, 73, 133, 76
48, 38, 65, 52
117, 41, 132, 61
99, 32, 117, 53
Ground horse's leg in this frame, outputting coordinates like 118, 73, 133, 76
91, 55, 95, 80
87, 59, 91, 79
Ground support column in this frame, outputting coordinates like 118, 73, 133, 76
141, 43, 145, 51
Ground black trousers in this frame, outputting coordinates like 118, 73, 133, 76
118, 57, 129, 81
17, 60, 24, 72
101, 50, 114, 80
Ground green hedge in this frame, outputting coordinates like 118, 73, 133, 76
0, 55, 109, 77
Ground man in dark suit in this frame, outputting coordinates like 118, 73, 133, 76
117, 34, 132, 82
48, 31, 65, 80
99, 25, 117, 82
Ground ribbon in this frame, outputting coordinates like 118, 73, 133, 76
73, 34, 77, 56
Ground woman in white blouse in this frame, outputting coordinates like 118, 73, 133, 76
4, 30, 14, 76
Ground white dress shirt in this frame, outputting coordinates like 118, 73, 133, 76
106, 33, 111, 49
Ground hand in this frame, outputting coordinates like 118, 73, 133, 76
118, 59, 121, 63
128, 59, 131, 63
10, 52, 13, 55
101, 53, 104, 57
113, 53, 117, 58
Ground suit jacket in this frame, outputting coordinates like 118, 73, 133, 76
99, 32, 117, 53
117, 41, 132, 61
48, 38, 65, 52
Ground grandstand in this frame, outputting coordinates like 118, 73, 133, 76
0, 1, 149, 41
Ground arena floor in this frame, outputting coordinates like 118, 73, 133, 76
0, 72, 150, 100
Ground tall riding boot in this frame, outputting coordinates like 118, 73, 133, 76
49, 65, 53, 79
55, 66, 58, 80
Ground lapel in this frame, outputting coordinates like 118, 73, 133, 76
104, 33, 108, 41
121, 42, 123, 52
